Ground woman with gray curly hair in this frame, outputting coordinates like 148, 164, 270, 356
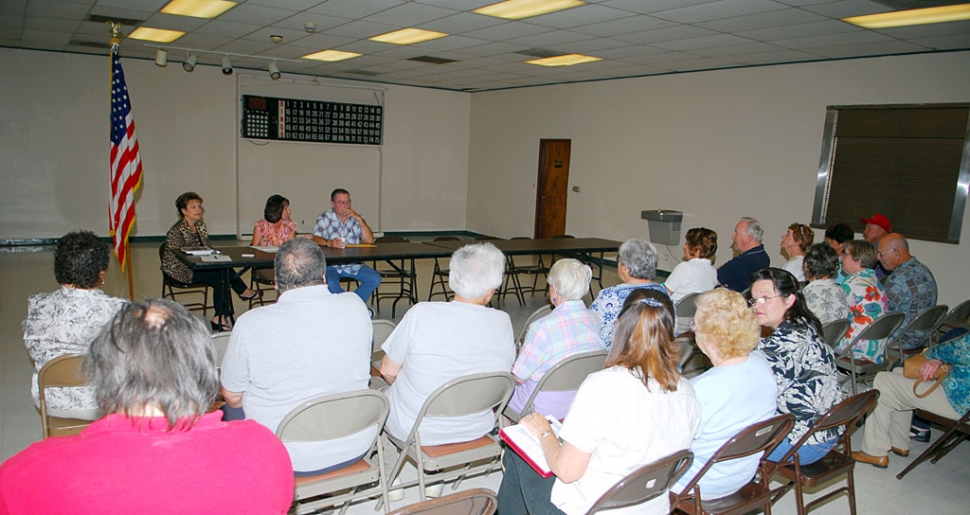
1, 299, 294, 514
509, 259, 604, 420
590, 238, 673, 348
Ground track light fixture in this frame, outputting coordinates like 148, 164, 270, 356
183, 53, 197, 72
268, 60, 281, 80
154, 48, 168, 67
221, 55, 233, 75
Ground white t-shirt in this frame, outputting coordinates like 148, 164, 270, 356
220, 285, 373, 472
783, 256, 805, 282
383, 301, 515, 444
663, 258, 717, 303
552, 367, 700, 515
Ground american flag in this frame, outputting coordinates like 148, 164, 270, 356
108, 41, 143, 269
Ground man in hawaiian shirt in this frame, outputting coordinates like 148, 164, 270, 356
312, 188, 381, 303
878, 233, 938, 350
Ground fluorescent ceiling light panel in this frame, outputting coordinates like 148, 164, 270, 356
526, 53, 601, 66
127, 27, 185, 43
369, 28, 448, 45
474, 0, 585, 20
843, 4, 970, 29
302, 50, 362, 62
161, 0, 237, 19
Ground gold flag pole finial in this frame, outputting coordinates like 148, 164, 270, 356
108, 21, 122, 47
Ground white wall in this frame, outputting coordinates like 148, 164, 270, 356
467, 51, 970, 308
0, 47, 470, 239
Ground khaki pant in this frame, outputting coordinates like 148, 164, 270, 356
861, 368, 959, 456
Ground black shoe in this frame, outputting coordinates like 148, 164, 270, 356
910, 427, 931, 443
210, 320, 231, 332
240, 290, 262, 301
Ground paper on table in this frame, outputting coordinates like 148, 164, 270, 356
181, 247, 214, 256
251, 246, 279, 253
499, 415, 563, 478
200, 255, 232, 262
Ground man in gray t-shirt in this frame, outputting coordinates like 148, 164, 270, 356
380, 243, 515, 445
221, 239, 373, 474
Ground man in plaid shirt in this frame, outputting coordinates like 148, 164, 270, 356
312, 188, 381, 303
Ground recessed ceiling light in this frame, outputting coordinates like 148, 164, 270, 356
526, 53, 601, 66
127, 27, 185, 43
474, 0, 585, 20
302, 49, 362, 62
369, 28, 448, 45
161, 0, 237, 19
843, 4, 970, 29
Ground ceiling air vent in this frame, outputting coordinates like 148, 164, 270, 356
408, 55, 457, 64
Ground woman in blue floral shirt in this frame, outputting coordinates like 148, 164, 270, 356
751, 268, 843, 465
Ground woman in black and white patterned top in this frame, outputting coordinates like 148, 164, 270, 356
23, 231, 127, 419
749, 267, 843, 465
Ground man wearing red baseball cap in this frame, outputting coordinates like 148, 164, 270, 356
861, 213, 892, 279
861, 213, 892, 244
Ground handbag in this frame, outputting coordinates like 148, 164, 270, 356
903, 352, 951, 399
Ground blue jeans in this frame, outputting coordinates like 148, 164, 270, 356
766, 437, 838, 465
326, 265, 381, 303
497, 451, 564, 515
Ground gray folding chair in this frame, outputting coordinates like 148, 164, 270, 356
211, 331, 231, 374
586, 449, 693, 515
934, 299, 970, 343
515, 304, 552, 349
834, 312, 905, 395
387, 488, 498, 515
821, 319, 851, 349
384, 372, 515, 503
884, 304, 948, 367
503, 350, 607, 423
372, 319, 397, 367
38, 354, 94, 438
276, 389, 391, 515
674, 292, 702, 369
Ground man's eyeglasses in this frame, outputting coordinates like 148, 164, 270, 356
877, 248, 897, 258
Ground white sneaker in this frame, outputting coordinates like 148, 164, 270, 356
424, 483, 445, 498
387, 478, 405, 502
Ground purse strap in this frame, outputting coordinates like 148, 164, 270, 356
912, 364, 952, 399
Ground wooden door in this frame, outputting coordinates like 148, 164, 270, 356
534, 139, 570, 238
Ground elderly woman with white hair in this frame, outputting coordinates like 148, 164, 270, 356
590, 238, 673, 348
509, 259, 604, 420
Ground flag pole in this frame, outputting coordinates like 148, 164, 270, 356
125, 240, 135, 300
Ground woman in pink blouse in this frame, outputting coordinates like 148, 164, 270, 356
251, 194, 297, 247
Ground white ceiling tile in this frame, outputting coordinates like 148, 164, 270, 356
371, 44, 435, 58
600, 0, 718, 15
503, 29, 592, 48
809, 39, 928, 58
773, 29, 892, 49
97, 0, 167, 9
910, 34, 970, 50
242, 26, 310, 45
409, 34, 489, 51
75, 20, 120, 36
801, 0, 892, 18
874, 20, 970, 39
413, 0, 494, 9
548, 36, 632, 54
88, 5, 154, 21
735, 19, 859, 41
0, 14, 22, 28
1, 0, 26, 16
418, 12, 506, 34
23, 16, 79, 32
694, 7, 827, 32
335, 38, 391, 54
620, 50, 704, 65
215, 38, 276, 53
254, 43, 321, 59
142, 13, 209, 32
21, 40, 70, 50
273, 13, 354, 33
522, 4, 633, 29
305, 0, 404, 20
247, 0, 325, 10
21, 28, 71, 43
653, 33, 756, 51
651, 0, 790, 24
690, 41, 787, 57
614, 25, 718, 45
26, 0, 89, 20
454, 41, 529, 57
570, 15, 676, 37
593, 44, 666, 59
663, 57, 735, 71
462, 21, 553, 42
61, 0, 97, 4
325, 19, 399, 39
219, 4, 297, 26
725, 48, 823, 64
169, 33, 233, 48
362, 2, 457, 26
0, 26, 23, 38
194, 20, 262, 38
774, 0, 834, 5
297, 32, 356, 49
